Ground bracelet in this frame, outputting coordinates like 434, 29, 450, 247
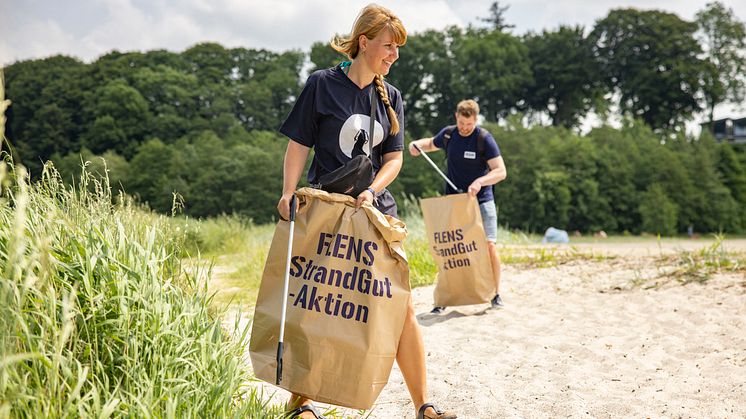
366, 187, 376, 196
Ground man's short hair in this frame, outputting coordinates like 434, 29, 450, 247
456, 99, 480, 118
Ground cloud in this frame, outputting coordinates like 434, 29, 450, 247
2, 0, 745, 66
1, 19, 90, 64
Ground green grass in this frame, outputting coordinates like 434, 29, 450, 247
657, 234, 746, 285
0, 158, 288, 417
499, 245, 613, 267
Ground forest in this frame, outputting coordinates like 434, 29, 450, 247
3, 3, 745, 234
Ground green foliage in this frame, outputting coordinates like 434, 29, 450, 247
639, 184, 678, 236
450, 28, 532, 121
523, 25, 602, 127
309, 41, 347, 73
696, 1, 746, 124
4, 11, 746, 233
666, 234, 745, 284
0, 161, 280, 417
386, 29, 456, 137
590, 8, 708, 130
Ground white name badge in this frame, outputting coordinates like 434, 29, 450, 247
464, 151, 476, 159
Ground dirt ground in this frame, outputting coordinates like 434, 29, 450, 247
226, 238, 746, 418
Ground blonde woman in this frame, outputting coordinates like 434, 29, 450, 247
276, 4, 457, 419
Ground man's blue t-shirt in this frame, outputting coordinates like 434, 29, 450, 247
279, 64, 405, 186
432, 126, 501, 203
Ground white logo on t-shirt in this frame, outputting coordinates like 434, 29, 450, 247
339, 114, 384, 158
464, 151, 476, 159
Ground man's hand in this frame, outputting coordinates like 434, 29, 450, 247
408, 142, 421, 156
467, 179, 482, 197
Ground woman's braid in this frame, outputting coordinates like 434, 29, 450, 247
374, 74, 400, 135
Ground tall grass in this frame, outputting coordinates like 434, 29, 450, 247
0, 140, 283, 417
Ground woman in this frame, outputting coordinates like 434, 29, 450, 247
276, 4, 457, 419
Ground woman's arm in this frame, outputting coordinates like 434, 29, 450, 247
355, 150, 403, 208
277, 140, 311, 220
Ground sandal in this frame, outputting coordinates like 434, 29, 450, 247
417, 402, 457, 419
289, 403, 327, 419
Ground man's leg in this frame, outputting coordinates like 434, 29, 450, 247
479, 201, 503, 307
487, 241, 502, 306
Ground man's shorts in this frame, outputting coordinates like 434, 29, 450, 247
479, 200, 498, 243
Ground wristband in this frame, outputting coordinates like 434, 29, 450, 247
366, 187, 376, 196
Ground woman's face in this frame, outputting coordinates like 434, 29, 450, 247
363, 30, 400, 75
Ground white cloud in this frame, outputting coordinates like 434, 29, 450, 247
2, 19, 92, 64
2, 0, 745, 65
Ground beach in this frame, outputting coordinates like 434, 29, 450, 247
231, 239, 746, 418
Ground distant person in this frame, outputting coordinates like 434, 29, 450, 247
276, 4, 456, 419
408, 99, 507, 313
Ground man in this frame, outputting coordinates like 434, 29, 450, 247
408, 99, 507, 313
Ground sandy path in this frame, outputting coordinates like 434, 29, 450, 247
228, 240, 746, 418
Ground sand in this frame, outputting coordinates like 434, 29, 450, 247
231, 239, 746, 418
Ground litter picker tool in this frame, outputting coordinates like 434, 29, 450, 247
411, 143, 463, 193
276, 194, 297, 385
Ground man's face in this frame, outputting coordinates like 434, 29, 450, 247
455, 114, 477, 137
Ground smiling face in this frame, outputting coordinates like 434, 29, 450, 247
456, 114, 478, 137
361, 29, 400, 75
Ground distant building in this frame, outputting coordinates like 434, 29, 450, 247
702, 117, 746, 144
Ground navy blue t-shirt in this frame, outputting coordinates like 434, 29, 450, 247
432, 126, 501, 204
279, 64, 405, 184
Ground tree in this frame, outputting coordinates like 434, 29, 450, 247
639, 184, 678, 236
695, 1, 746, 127
717, 142, 746, 230
5, 55, 89, 175
479, 1, 515, 32
182, 42, 233, 85
386, 29, 457, 137
232, 49, 304, 132
450, 28, 532, 121
523, 26, 602, 127
130, 66, 201, 142
309, 41, 347, 73
82, 80, 150, 156
126, 138, 189, 213
590, 9, 708, 130
531, 171, 571, 230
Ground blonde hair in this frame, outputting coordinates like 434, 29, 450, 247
456, 100, 480, 118
331, 4, 407, 135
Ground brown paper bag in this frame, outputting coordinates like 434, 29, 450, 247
421, 193, 495, 307
249, 187, 410, 410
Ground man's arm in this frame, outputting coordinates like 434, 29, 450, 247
467, 156, 507, 196
407, 137, 440, 156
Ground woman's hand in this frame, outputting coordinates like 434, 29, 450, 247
355, 188, 375, 209
277, 192, 296, 220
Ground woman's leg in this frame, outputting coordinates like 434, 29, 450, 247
287, 394, 316, 418
397, 297, 446, 417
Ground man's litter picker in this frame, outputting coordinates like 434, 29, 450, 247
411, 143, 463, 193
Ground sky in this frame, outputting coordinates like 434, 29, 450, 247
1, 0, 745, 123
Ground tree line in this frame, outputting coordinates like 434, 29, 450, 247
3, 2, 745, 233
